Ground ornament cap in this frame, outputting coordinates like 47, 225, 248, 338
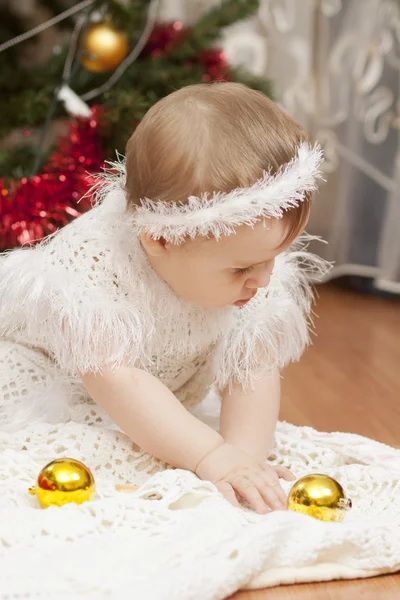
337, 497, 352, 511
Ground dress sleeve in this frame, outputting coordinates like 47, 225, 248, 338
212, 235, 331, 391
0, 203, 150, 375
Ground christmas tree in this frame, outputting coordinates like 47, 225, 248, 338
0, 0, 272, 250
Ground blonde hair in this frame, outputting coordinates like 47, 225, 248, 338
125, 82, 310, 244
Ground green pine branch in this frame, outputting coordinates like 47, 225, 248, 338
0, 0, 273, 177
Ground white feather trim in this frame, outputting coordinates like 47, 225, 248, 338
134, 142, 324, 243
213, 235, 332, 390
0, 202, 153, 375
89, 154, 127, 206
85, 143, 323, 244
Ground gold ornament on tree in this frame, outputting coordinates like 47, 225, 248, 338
287, 473, 352, 522
28, 458, 95, 508
81, 22, 129, 73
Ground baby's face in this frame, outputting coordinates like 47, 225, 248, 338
144, 219, 290, 309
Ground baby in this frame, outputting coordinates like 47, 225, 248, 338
0, 82, 325, 514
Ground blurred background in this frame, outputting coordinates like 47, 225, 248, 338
0, 0, 399, 444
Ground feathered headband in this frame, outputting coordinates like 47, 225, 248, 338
97, 142, 324, 243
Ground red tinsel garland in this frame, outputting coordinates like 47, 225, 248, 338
0, 107, 105, 251
0, 23, 229, 251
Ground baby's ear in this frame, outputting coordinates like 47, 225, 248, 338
140, 232, 167, 256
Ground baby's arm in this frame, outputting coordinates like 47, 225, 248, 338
82, 367, 224, 471
82, 367, 289, 513
219, 368, 281, 461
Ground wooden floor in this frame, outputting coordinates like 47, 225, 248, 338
232, 282, 400, 600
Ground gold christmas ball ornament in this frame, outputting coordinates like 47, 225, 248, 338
287, 473, 352, 522
80, 22, 129, 73
28, 458, 95, 508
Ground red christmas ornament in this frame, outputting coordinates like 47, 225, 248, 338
199, 49, 230, 81
0, 107, 105, 251
142, 23, 190, 57
142, 23, 229, 81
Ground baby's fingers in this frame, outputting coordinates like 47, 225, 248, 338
274, 465, 296, 481
261, 467, 288, 507
258, 478, 286, 511
216, 481, 241, 509
231, 475, 269, 515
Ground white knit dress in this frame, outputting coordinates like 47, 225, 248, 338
0, 185, 323, 431
1, 190, 400, 597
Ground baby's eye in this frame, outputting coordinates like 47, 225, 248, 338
234, 266, 254, 276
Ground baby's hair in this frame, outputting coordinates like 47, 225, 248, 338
125, 82, 310, 245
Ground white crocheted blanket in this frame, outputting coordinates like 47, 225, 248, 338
1, 392, 399, 599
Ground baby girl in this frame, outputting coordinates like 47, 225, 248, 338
0, 82, 325, 514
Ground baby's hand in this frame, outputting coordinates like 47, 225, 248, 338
195, 442, 295, 514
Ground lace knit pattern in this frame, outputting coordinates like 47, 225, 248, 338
0, 391, 399, 599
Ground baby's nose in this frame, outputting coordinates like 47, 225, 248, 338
246, 270, 271, 290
